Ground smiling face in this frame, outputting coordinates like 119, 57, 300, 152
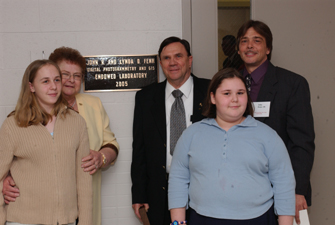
238, 27, 270, 73
29, 64, 62, 113
58, 60, 82, 100
210, 77, 248, 129
159, 42, 193, 89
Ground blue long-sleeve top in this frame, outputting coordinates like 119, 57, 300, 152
168, 116, 295, 219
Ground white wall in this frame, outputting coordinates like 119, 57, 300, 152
191, 0, 218, 80
251, 0, 335, 223
181, 0, 218, 80
0, 0, 182, 224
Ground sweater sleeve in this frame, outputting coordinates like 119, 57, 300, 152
0, 119, 15, 224
168, 131, 190, 210
267, 135, 296, 216
76, 120, 93, 225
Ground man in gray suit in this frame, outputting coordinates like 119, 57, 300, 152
237, 20, 315, 224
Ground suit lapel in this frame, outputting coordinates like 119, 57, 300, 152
192, 75, 207, 123
256, 62, 277, 122
151, 81, 167, 143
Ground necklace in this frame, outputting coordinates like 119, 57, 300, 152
71, 99, 76, 108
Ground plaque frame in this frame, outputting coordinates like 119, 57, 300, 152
84, 54, 159, 92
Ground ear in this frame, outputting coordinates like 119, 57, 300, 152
266, 48, 270, 55
210, 92, 216, 105
188, 55, 193, 68
29, 82, 35, 92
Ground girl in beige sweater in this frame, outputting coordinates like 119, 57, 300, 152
0, 60, 92, 225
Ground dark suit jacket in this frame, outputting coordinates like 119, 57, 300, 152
255, 62, 315, 206
131, 74, 210, 225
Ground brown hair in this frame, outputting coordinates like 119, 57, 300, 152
49, 46, 86, 76
236, 20, 273, 60
203, 68, 253, 118
158, 36, 191, 60
9, 60, 69, 127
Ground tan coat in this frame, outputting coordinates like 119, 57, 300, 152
0, 110, 92, 225
76, 93, 119, 225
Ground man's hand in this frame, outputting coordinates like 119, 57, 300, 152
2, 174, 20, 204
295, 194, 308, 224
81, 149, 103, 175
132, 203, 149, 222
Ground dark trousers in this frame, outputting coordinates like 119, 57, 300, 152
189, 204, 277, 225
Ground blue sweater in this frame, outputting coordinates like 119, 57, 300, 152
168, 116, 295, 219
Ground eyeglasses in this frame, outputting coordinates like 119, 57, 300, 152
61, 73, 82, 81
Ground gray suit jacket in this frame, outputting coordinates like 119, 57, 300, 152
255, 62, 315, 205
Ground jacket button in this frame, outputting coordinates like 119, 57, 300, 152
162, 187, 165, 190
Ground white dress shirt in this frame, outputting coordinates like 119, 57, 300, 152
165, 76, 194, 173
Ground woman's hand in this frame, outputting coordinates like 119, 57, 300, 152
81, 146, 118, 175
2, 174, 20, 204
81, 150, 103, 175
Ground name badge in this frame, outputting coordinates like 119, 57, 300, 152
252, 101, 270, 117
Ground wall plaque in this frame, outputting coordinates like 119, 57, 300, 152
84, 54, 158, 92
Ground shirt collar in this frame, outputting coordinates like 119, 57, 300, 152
201, 115, 257, 130
166, 75, 193, 100
243, 60, 269, 84
237, 115, 257, 127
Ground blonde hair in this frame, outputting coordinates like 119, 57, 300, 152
9, 59, 69, 127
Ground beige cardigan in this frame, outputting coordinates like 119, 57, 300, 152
76, 93, 119, 225
0, 110, 92, 225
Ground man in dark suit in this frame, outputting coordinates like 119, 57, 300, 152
237, 20, 315, 224
131, 37, 210, 225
